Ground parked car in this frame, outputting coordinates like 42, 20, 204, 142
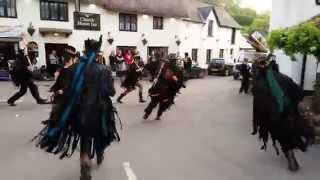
208, 59, 233, 76
188, 63, 207, 79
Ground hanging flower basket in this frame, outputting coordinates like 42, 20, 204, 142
107, 38, 114, 45
142, 38, 148, 46
176, 39, 181, 46
27, 23, 35, 36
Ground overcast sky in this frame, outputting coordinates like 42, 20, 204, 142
239, 0, 272, 12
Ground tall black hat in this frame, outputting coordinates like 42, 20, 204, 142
84, 35, 103, 53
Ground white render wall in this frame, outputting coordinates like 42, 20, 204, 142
0, 0, 242, 69
271, 0, 320, 90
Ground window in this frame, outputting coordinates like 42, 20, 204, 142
230, 48, 234, 56
206, 49, 212, 64
231, 28, 236, 45
192, 49, 198, 62
119, 13, 137, 32
40, 0, 68, 21
153, 16, 163, 30
317, 0, 320, 5
219, 49, 224, 59
0, 0, 17, 18
208, 20, 213, 37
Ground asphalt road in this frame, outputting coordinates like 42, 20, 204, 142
0, 77, 319, 180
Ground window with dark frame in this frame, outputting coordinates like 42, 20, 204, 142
0, 0, 17, 18
206, 49, 212, 64
231, 28, 236, 45
208, 20, 213, 37
40, 0, 68, 21
153, 16, 163, 30
219, 49, 224, 59
192, 49, 198, 62
119, 13, 137, 32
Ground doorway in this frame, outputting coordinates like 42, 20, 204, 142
116, 46, 137, 54
45, 43, 68, 76
0, 42, 17, 70
148, 47, 168, 59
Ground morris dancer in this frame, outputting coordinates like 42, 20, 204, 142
33, 36, 120, 180
143, 55, 185, 120
248, 32, 315, 171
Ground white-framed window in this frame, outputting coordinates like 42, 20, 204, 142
119, 13, 137, 32
40, 0, 68, 21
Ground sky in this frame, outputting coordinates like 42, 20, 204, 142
239, 0, 272, 13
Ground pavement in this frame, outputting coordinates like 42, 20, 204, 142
0, 77, 319, 180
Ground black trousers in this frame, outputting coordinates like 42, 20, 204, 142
8, 79, 42, 103
80, 136, 104, 159
239, 77, 250, 93
145, 96, 172, 117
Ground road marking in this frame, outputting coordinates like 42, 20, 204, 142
123, 162, 138, 180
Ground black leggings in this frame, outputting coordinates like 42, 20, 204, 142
8, 79, 42, 103
145, 96, 172, 117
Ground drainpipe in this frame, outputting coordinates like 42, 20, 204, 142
300, 54, 307, 89
75, 0, 80, 12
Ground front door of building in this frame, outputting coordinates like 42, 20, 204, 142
148, 47, 168, 59
0, 42, 17, 70
45, 43, 68, 76
116, 46, 137, 55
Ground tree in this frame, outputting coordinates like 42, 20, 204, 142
268, 22, 320, 61
244, 14, 270, 34
202, 0, 270, 35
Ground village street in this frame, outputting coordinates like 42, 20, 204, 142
0, 77, 319, 180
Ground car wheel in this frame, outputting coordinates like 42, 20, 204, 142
225, 69, 229, 76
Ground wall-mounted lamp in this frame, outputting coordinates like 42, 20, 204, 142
107, 32, 114, 45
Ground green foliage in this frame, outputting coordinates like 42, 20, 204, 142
202, 0, 270, 35
244, 14, 270, 34
268, 22, 320, 61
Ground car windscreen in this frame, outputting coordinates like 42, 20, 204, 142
211, 60, 224, 64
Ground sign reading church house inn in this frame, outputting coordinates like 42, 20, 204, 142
74, 12, 101, 31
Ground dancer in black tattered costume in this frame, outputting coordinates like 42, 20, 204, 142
117, 60, 146, 104
33, 36, 121, 180
143, 55, 185, 120
8, 50, 48, 106
252, 54, 315, 172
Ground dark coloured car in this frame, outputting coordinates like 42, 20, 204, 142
208, 59, 233, 76
188, 63, 206, 79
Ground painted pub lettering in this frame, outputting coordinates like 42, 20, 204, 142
74, 12, 101, 31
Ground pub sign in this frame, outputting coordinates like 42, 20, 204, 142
74, 12, 101, 31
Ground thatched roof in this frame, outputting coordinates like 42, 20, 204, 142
101, 0, 189, 18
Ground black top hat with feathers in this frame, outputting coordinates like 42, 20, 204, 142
84, 35, 103, 53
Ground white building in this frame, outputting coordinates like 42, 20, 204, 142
271, 0, 320, 92
0, 0, 244, 71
